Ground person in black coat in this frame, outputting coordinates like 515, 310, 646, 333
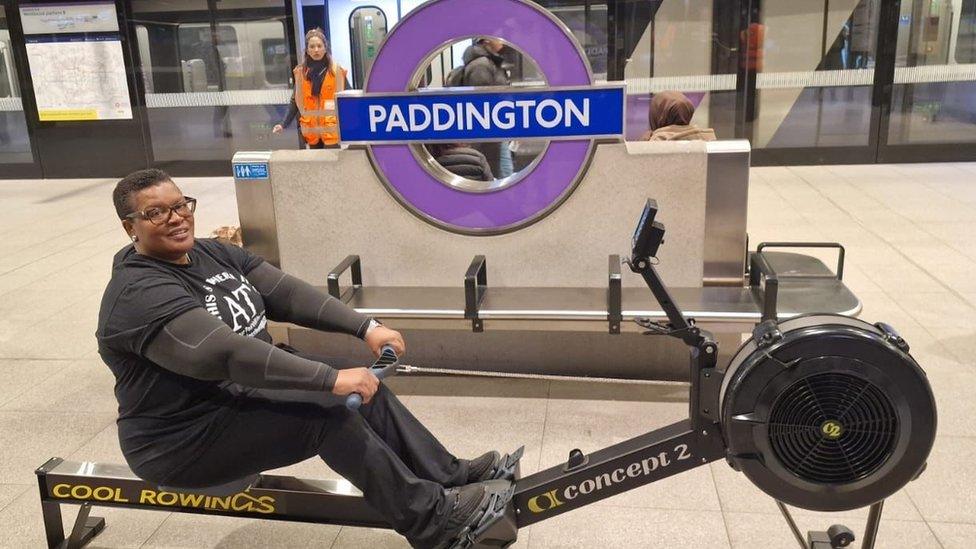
461, 38, 509, 87
460, 38, 511, 177
428, 143, 494, 181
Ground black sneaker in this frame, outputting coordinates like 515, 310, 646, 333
465, 451, 500, 483
431, 482, 492, 549
463, 447, 524, 484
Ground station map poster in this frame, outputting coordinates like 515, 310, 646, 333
19, 2, 132, 121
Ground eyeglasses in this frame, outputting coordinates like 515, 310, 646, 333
126, 197, 197, 225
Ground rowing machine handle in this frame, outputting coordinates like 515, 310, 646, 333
345, 345, 399, 410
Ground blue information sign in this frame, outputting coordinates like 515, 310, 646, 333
337, 85, 625, 144
234, 163, 269, 180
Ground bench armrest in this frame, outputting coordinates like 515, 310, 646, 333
750, 242, 846, 323
756, 242, 845, 280
608, 255, 622, 334
465, 255, 487, 332
328, 255, 362, 302
749, 251, 779, 323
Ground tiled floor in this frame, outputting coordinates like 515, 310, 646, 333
0, 164, 973, 548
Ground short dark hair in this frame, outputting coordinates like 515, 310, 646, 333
113, 168, 172, 219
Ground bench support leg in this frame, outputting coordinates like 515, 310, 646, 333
65, 503, 105, 549
41, 500, 105, 549
41, 501, 65, 548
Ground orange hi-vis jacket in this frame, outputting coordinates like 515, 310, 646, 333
739, 23, 765, 72
295, 62, 346, 146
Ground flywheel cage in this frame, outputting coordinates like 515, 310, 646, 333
768, 371, 898, 484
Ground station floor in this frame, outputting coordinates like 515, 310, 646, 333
0, 162, 974, 548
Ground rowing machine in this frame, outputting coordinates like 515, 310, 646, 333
36, 198, 936, 549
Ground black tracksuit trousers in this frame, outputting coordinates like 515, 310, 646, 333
160, 369, 470, 548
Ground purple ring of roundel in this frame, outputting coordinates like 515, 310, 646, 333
365, 0, 592, 231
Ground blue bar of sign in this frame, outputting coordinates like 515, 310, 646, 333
337, 86, 624, 143
24, 32, 120, 43
234, 163, 268, 180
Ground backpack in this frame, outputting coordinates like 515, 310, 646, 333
445, 65, 466, 87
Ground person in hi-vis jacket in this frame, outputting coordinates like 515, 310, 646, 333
273, 28, 348, 149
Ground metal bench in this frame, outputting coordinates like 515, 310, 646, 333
325, 248, 857, 335
272, 244, 859, 383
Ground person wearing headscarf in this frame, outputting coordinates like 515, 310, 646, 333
273, 29, 348, 149
640, 90, 717, 142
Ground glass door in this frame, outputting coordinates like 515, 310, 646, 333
748, 0, 884, 164
349, 6, 387, 89
129, 0, 296, 175
621, 0, 741, 141
547, 1, 609, 80
747, 0, 976, 165
0, 2, 39, 176
878, 0, 976, 161
9, 0, 148, 177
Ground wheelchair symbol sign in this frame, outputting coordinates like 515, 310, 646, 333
234, 163, 269, 180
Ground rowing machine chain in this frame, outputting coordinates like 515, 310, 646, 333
633, 316, 698, 338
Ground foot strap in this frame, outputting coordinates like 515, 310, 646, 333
449, 482, 516, 549
491, 446, 525, 481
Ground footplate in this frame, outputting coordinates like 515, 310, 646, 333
491, 446, 524, 482
450, 480, 518, 549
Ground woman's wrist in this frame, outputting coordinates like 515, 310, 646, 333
363, 318, 382, 339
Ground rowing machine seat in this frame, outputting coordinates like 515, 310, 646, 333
158, 473, 260, 497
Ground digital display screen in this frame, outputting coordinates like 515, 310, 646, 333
632, 202, 651, 252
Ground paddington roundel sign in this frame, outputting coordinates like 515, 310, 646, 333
336, 0, 625, 235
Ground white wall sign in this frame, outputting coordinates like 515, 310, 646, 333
20, 2, 132, 121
